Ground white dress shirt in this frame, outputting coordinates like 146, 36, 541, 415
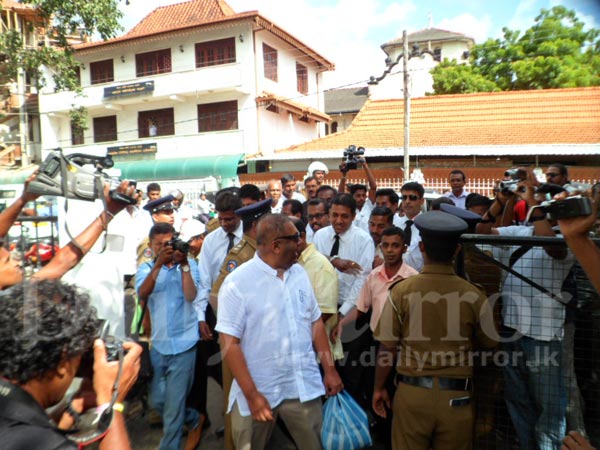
313, 225, 375, 316
353, 198, 374, 232
495, 226, 575, 341
396, 213, 424, 272
216, 254, 325, 416
443, 190, 470, 209
195, 222, 243, 321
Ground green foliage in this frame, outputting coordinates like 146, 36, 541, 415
69, 105, 88, 131
431, 5, 600, 94
0, 0, 123, 91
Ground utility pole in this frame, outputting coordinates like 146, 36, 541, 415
403, 30, 410, 182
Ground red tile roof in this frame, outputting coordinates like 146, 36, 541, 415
277, 87, 600, 153
74, 0, 333, 70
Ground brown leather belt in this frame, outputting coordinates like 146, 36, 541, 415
395, 374, 471, 391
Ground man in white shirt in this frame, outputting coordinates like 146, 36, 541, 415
267, 179, 284, 214
442, 169, 470, 209
395, 182, 425, 272
281, 173, 306, 203
216, 214, 343, 450
313, 193, 374, 401
305, 198, 330, 244
338, 158, 377, 232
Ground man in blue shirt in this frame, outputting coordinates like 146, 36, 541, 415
137, 222, 201, 450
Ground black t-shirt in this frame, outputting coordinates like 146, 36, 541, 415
0, 379, 76, 450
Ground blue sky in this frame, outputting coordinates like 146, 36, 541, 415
120, 0, 600, 89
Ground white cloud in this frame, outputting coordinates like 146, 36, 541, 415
436, 13, 494, 43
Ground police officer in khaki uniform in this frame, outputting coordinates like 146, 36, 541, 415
209, 198, 272, 450
373, 211, 497, 450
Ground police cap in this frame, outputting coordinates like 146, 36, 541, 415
414, 210, 468, 241
143, 195, 175, 213
234, 198, 272, 222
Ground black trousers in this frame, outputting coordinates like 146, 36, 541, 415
186, 305, 222, 415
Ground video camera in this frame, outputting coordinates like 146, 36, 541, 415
343, 145, 365, 170
26, 150, 136, 205
526, 196, 597, 222
499, 168, 527, 194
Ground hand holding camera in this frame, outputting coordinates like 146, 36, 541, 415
93, 339, 142, 405
343, 145, 365, 171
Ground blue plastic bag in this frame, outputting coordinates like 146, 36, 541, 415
321, 390, 372, 450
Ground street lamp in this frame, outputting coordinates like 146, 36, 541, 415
368, 30, 423, 183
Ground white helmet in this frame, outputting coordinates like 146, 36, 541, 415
307, 161, 329, 176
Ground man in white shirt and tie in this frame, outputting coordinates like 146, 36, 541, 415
396, 182, 426, 272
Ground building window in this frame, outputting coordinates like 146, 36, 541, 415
138, 108, 174, 138
263, 43, 277, 82
296, 63, 308, 94
433, 47, 442, 62
198, 100, 238, 132
195, 37, 236, 68
71, 122, 84, 145
90, 59, 114, 84
135, 49, 172, 77
93, 116, 117, 143
331, 122, 338, 133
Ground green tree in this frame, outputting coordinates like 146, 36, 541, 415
0, 0, 123, 92
431, 6, 600, 94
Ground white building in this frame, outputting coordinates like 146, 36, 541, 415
369, 27, 474, 100
37, 0, 333, 187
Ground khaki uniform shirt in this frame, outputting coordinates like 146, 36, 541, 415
209, 235, 257, 310
375, 264, 496, 378
136, 236, 153, 267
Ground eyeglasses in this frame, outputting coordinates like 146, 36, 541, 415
307, 213, 326, 220
401, 194, 420, 201
545, 173, 560, 178
273, 232, 300, 242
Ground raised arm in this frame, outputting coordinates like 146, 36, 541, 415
0, 172, 40, 237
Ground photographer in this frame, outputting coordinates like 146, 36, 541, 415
556, 187, 600, 294
0, 172, 138, 288
136, 222, 201, 450
0, 280, 142, 450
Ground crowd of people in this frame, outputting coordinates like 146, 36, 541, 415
0, 159, 598, 450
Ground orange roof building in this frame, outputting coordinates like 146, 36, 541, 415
254, 87, 600, 173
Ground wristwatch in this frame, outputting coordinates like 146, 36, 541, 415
181, 265, 190, 273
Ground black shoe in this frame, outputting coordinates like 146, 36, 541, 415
215, 425, 225, 438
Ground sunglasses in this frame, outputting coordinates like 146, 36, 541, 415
307, 213, 326, 220
545, 173, 560, 178
401, 194, 420, 201
273, 232, 300, 242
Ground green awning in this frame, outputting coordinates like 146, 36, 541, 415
115, 154, 245, 181
0, 154, 245, 186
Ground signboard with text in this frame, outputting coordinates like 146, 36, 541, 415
104, 81, 154, 99
107, 143, 157, 156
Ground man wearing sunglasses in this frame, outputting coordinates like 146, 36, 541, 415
216, 214, 343, 450
545, 163, 570, 187
397, 182, 426, 272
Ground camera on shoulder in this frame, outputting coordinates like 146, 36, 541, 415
26, 149, 136, 205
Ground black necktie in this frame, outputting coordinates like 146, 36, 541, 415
330, 234, 340, 257
403, 220, 413, 246
227, 233, 235, 252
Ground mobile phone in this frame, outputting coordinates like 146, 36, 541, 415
128, 180, 138, 188
449, 396, 471, 407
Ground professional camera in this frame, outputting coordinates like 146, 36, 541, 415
526, 196, 596, 222
26, 150, 135, 205
166, 237, 190, 254
343, 145, 365, 170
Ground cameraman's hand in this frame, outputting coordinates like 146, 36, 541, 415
172, 250, 187, 265
105, 180, 139, 216
93, 339, 142, 405
155, 243, 174, 267
21, 170, 41, 203
339, 161, 349, 174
